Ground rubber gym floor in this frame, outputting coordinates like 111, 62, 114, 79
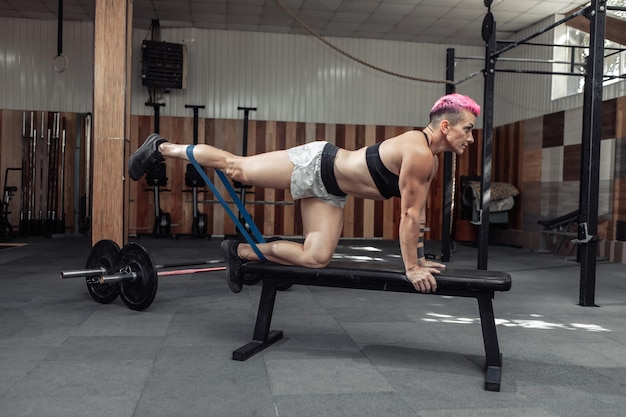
1, 236, 625, 417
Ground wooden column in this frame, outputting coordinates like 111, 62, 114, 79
92, 0, 133, 246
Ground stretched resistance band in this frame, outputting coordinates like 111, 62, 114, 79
185, 146, 267, 261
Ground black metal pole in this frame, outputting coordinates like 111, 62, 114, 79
578, 0, 606, 307
494, 68, 584, 77
236, 107, 257, 234
185, 105, 205, 145
145, 102, 165, 134
237, 107, 257, 157
441, 48, 456, 262
57, 0, 63, 56
185, 105, 205, 223
478, 10, 497, 270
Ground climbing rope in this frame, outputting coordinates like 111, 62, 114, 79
273, 0, 455, 85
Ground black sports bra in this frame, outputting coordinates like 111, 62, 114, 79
365, 133, 430, 199
365, 142, 400, 199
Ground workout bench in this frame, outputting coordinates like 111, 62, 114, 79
535, 209, 579, 255
233, 261, 512, 392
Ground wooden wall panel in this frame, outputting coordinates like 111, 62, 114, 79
614, 138, 626, 236
563, 144, 582, 181
522, 149, 542, 182
1, 111, 484, 242
262, 121, 276, 236
617, 97, 626, 139
523, 116, 543, 150
282, 122, 298, 236
543, 112, 565, 148
602, 99, 617, 140
0, 109, 83, 236
493, 122, 522, 229
1, 110, 22, 230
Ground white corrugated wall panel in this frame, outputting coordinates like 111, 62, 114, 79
0, 17, 94, 112
12, 17, 625, 127
1, 18, 484, 125
492, 16, 559, 126
130, 27, 485, 126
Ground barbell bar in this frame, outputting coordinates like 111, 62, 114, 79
113, 242, 227, 311
61, 253, 223, 279
62, 240, 226, 311
63, 239, 292, 311
99, 265, 227, 284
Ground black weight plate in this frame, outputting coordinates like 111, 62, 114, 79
118, 242, 158, 311
85, 239, 121, 304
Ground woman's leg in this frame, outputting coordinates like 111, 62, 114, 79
238, 198, 344, 268
159, 142, 293, 190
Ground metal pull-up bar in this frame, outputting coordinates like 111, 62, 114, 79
491, 7, 590, 58
475, 0, 609, 305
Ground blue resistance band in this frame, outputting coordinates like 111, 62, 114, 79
185, 145, 267, 261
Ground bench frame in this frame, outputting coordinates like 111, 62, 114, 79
535, 210, 579, 255
232, 263, 511, 392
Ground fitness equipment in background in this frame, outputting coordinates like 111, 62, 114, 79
1, 168, 21, 238
20, 112, 34, 236
144, 101, 172, 238
145, 162, 171, 237
76, 113, 93, 235
44, 113, 64, 236
57, 117, 68, 234
18, 111, 66, 236
184, 164, 208, 237
61, 239, 225, 311
179, 104, 209, 239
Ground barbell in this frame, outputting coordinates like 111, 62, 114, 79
61, 240, 225, 311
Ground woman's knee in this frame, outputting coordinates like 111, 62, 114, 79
224, 157, 246, 182
302, 249, 333, 269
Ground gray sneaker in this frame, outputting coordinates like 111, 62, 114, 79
128, 133, 168, 180
221, 239, 244, 293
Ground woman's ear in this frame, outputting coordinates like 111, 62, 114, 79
440, 119, 450, 134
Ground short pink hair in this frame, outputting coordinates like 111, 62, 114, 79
430, 94, 481, 123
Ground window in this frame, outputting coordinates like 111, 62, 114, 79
551, 1, 626, 100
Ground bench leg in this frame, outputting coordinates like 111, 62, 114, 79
232, 280, 284, 361
476, 294, 503, 392
533, 232, 552, 254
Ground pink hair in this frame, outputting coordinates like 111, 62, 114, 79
430, 93, 481, 120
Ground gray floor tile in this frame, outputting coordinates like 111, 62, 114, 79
44, 336, 163, 361
274, 392, 417, 417
0, 395, 140, 417
134, 377, 276, 417
5, 360, 153, 397
1, 236, 625, 417
265, 358, 393, 395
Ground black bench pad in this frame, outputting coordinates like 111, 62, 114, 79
537, 209, 579, 229
243, 261, 511, 294
235, 261, 512, 392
